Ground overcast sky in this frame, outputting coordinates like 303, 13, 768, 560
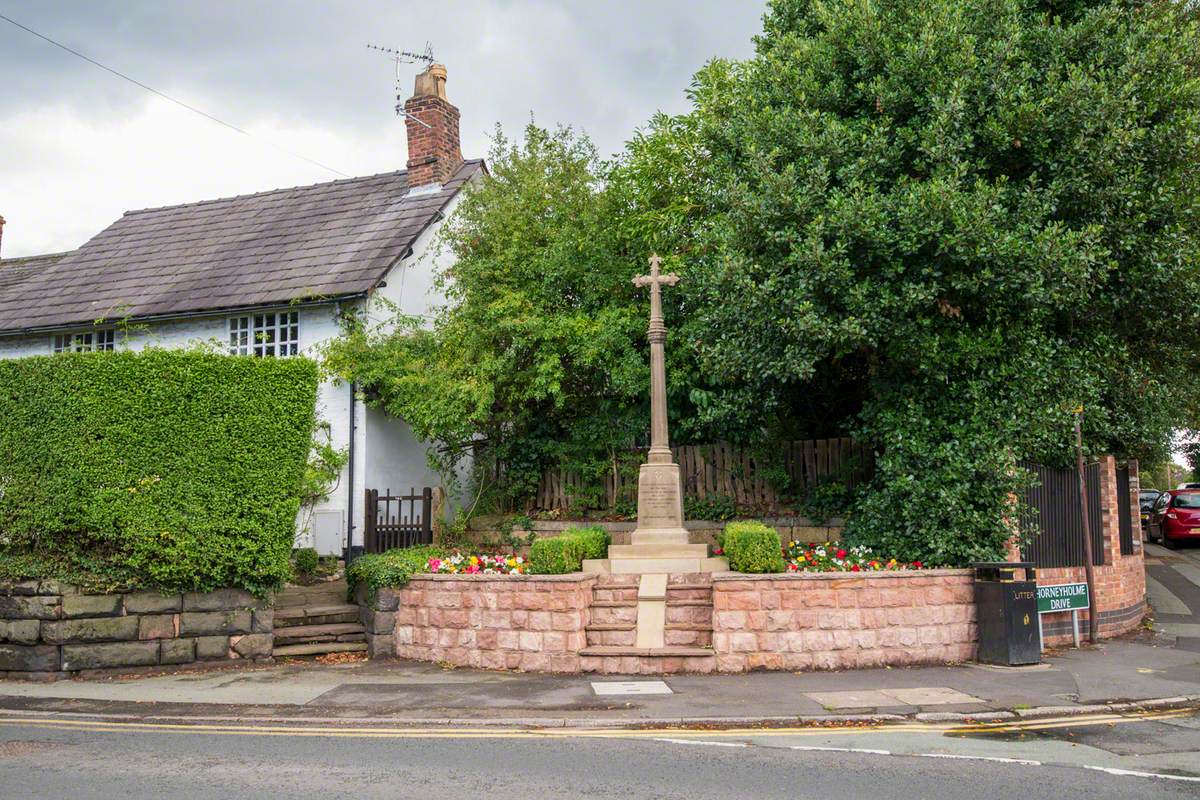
0, 1, 765, 258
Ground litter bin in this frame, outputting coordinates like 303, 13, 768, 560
973, 562, 1041, 666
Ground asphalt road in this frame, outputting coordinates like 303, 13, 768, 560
1, 711, 1198, 799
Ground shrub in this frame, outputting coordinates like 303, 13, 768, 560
722, 521, 785, 574
564, 525, 610, 561
529, 536, 584, 574
346, 545, 445, 600
0, 350, 318, 595
293, 548, 319, 576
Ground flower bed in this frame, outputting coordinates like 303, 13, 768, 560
426, 552, 526, 575
783, 541, 923, 573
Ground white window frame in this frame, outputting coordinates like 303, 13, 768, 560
228, 311, 299, 357
52, 329, 116, 353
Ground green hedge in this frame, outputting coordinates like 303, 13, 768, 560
722, 521, 785, 574
528, 526, 612, 574
565, 525, 610, 561
529, 536, 583, 574
346, 545, 444, 600
0, 350, 318, 594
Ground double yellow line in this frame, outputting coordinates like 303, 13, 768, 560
0, 707, 1192, 740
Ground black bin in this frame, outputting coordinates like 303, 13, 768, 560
973, 562, 1041, 666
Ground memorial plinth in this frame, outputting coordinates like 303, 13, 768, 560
583, 255, 727, 577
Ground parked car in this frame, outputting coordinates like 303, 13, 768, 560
1145, 489, 1200, 549
1139, 489, 1162, 532
1176, 482, 1200, 489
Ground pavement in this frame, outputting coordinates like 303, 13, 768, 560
1145, 541, 1200, 652
0, 635, 1197, 728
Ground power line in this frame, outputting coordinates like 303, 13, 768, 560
0, 12, 351, 178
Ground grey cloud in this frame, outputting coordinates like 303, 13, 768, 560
1, 1, 766, 159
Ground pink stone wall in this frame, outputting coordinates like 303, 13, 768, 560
711, 570, 977, 672
392, 573, 595, 672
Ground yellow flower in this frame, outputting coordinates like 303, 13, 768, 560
507, 558, 517, 567
469, 555, 479, 565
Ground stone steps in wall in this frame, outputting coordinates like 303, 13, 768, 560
273, 622, 366, 646
273, 641, 368, 658
274, 604, 361, 628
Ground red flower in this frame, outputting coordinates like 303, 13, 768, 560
713, 547, 724, 555
836, 549, 847, 559
788, 563, 798, 571
850, 564, 861, 572
912, 560, 923, 569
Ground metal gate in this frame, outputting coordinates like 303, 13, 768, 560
1018, 461, 1104, 568
364, 487, 433, 553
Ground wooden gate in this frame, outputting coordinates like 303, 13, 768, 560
364, 487, 433, 553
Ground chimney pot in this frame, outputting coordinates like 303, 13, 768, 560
0, 215, 6, 259
404, 63, 463, 187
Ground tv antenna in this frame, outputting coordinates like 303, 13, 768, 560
366, 43, 436, 128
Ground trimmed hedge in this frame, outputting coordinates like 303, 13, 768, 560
529, 536, 584, 574
722, 521, 785, 574
0, 350, 318, 594
565, 525, 610, 561
528, 526, 612, 574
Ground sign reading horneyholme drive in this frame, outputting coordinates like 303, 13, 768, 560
1036, 582, 1090, 614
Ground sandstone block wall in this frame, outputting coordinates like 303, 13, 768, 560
390, 573, 595, 672
0, 583, 273, 678
711, 570, 977, 672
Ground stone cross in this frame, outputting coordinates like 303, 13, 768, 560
632, 253, 679, 465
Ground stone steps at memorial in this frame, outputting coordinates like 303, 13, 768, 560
579, 645, 717, 675
584, 574, 715, 660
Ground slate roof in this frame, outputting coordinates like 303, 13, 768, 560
0, 159, 484, 334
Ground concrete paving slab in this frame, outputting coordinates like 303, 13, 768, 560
882, 687, 981, 706
805, 690, 898, 709
592, 681, 672, 696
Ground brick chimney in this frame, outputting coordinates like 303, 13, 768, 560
0, 216, 6, 259
403, 63, 463, 187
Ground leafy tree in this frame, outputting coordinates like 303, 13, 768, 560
688, 0, 1200, 562
323, 126, 653, 511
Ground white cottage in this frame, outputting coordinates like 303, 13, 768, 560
0, 64, 481, 558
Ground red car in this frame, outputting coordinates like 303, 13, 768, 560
1146, 489, 1200, 549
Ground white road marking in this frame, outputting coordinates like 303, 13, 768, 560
649, 733, 1200, 784
911, 753, 1041, 766
1081, 765, 1200, 783
789, 745, 892, 755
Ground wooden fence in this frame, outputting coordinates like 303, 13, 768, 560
533, 438, 873, 512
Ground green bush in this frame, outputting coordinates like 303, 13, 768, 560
346, 545, 444, 600
722, 521, 785, 574
293, 547, 319, 576
529, 536, 584, 574
0, 350, 318, 595
564, 525, 610, 561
